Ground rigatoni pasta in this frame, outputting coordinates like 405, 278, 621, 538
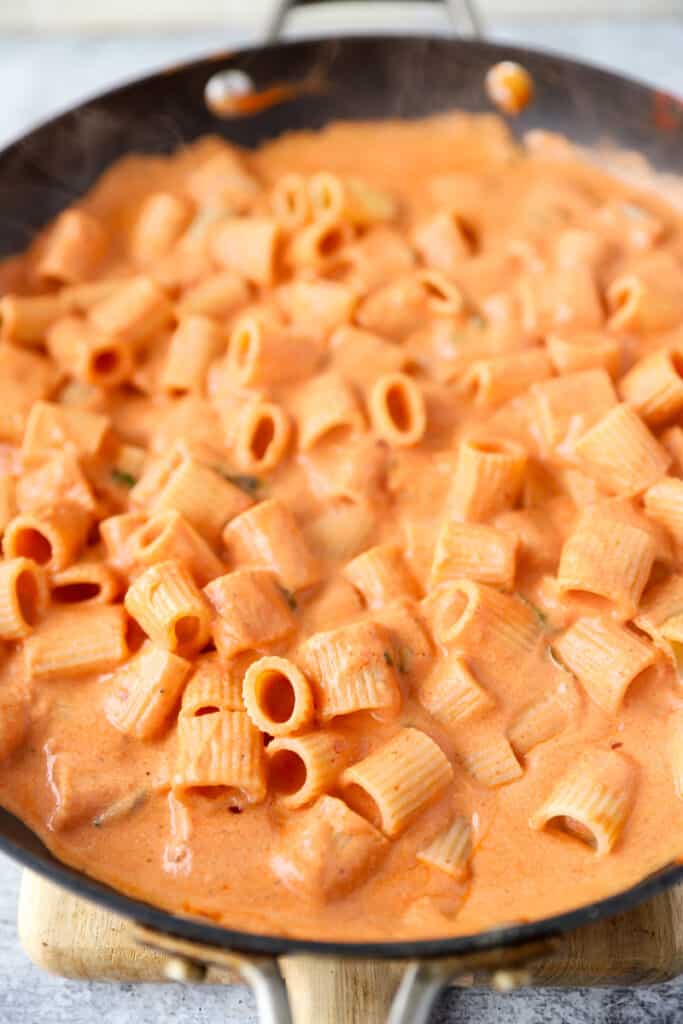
243, 656, 314, 736
24, 605, 130, 680
446, 435, 527, 522
417, 816, 472, 879
298, 619, 401, 722
0, 557, 49, 639
552, 617, 656, 714
430, 521, 518, 590
4, 111, 683, 944
266, 731, 349, 809
341, 728, 453, 837
223, 499, 320, 593
104, 642, 191, 740
204, 568, 295, 660
574, 402, 670, 497
124, 560, 211, 657
530, 749, 636, 854
174, 709, 266, 807
557, 514, 655, 617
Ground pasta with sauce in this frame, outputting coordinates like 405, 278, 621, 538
0, 112, 682, 942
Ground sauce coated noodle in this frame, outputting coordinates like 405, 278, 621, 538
0, 113, 683, 941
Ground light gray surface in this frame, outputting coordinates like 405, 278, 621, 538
1, 12, 683, 1024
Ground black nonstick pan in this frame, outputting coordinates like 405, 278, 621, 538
1, 2, 683, 1020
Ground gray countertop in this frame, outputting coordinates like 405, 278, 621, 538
2, 14, 683, 1024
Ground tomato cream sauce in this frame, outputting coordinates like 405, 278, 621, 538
1, 113, 683, 941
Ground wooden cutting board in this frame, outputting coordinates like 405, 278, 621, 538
17, 868, 683, 988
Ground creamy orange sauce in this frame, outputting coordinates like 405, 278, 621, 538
1, 113, 683, 941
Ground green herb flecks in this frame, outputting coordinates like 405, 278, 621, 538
111, 468, 137, 489
518, 595, 548, 629
212, 466, 263, 497
396, 646, 411, 675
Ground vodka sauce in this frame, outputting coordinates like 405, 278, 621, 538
0, 113, 682, 941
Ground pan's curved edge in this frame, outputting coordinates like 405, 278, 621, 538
2, 806, 682, 959
0, 31, 680, 155
1, 31, 683, 960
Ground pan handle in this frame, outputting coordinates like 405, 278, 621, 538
265, 0, 484, 42
134, 922, 546, 1023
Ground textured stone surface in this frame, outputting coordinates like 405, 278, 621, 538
1, 14, 683, 1023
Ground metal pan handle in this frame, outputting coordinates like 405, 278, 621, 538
134, 923, 546, 1024
266, 0, 483, 42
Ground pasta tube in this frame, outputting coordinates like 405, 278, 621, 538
341, 728, 453, 837
0, 557, 49, 639
104, 642, 192, 740
298, 620, 401, 723
368, 372, 427, 447
243, 656, 315, 736
574, 403, 670, 497
222, 499, 320, 593
529, 749, 636, 854
174, 710, 266, 806
25, 605, 130, 680
553, 617, 656, 714
343, 544, 421, 609
124, 559, 211, 657
446, 435, 527, 522
204, 569, 295, 660
417, 816, 472, 879
266, 731, 349, 809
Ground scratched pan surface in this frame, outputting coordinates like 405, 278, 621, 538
0, 34, 683, 956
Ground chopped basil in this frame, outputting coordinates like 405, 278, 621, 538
396, 647, 411, 674
213, 466, 262, 496
519, 595, 548, 629
111, 468, 137, 489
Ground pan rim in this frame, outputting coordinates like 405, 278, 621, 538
0, 31, 681, 160
3, 806, 683, 958
1, 31, 683, 958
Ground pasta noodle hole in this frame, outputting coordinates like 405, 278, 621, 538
563, 591, 613, 615
269, 749, 307, 795
386, 383, 413, 434
257, 670, 295, 724
195, 705, 220, 717
16, 570, 40, 625
454, 214, 479, 253
470, 439, 512, 456
547, 815, 597, 850
232, 329, 253, 370
672, 350, 683, 380
125, 617, 146, 653
318, 226, 344, 258
342, 782, 383, 831
13, 528, 52, 565
174, 615, 200, 649
92, 349, 120, 377
53, 581, 101, 604
250, 415, 275, 461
